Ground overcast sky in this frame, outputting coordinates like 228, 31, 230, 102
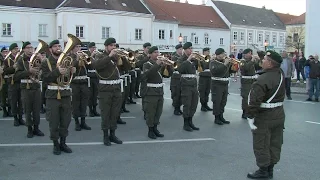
170, 0, 306, 16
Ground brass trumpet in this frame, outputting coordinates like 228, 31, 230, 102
225, 57, 241, 64
190, 52, 210, 62
114, 49, 130, 58
77, 51, 91, 65
156, 55, 175, 65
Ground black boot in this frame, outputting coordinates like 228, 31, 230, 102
18, 114, 25, 126
93, 106, 100, 116
109, 129, 123, 144
183, 118, 193, 132
53, 140, 61, 155
27, 126, 33, 138
13, 115, 19, 126
268, 164, 274, 179
247, 167, 269, 179
80, 117, 91, 130
127, 98, 136, 104
103, 130, 111, 146
204, 103, 213, 111
117, 117, 126, 124
89, 106, 95, 117
8, 107, 12, 117
214, 115, 224, 125
135, 92, 141, 98
60, 137, 72, 153
189, 117, 200, 130
201, 104, 208, 112
153, 125, 164, 137
75, 118, 81, 131
219, 114, 230, 124
174, 108, 182, 115
33, 125, 44, 136
242, 110, 247, 119
122, 107, 130, 113
148, 127, 157, 139
2, 107, 8, 117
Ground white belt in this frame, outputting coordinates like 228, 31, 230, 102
99, 79, 123, 92
173, 71, 180, 74
203, 69, 210, 72
211, 77, 229, 81
74, 75, 88, 80
48, 85, 70, 90
181, 74, 196, 78
147, 83, 164, 88
135, 68, 140, 71
4, 75, 13, 78
21, 79, 34, 84
260, 102, 283, 108
88, 70, 96, 73
241, 75, 258, 79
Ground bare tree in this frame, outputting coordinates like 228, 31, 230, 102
286, 26, 305, 54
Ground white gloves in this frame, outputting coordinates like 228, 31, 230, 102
247, 118, 257, 130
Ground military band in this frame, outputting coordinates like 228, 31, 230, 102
0, 47, 11, 118
170, 44, 183, 115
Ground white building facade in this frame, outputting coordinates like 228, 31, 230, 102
305, 0, 319, 56
152, 20, 179, 52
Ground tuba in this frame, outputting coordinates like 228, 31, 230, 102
56, 33, 81, 87
29, 39, 49, 83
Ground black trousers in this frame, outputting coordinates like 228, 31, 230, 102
284, 78, 291, 98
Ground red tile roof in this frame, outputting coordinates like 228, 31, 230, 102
144, 0, 229, 29
287, 13, 305, 25
275, 12, 302, 25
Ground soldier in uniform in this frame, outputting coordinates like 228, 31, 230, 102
143, 46, 173, 139
70, 44, 91, 131
247, 51, 285, 179
198, 47, 213, 112
126, 50, 137, 105
170, 44, 183, 115
176, 42, 199, 132
85, 42, 100, 117
209, 48, 231, 125
15, 41, 44, 138
239, 49, 258, 119
41, 40, 75, 155
0, 47, 12, 117
255, 51, 265, 73
93, 38, 123, 146
4, 43, 25, 126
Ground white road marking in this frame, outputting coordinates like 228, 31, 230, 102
225, 108, 242, 112
0, 116, 136, 121
305, 121, 320, 125
0, 138, 216, 147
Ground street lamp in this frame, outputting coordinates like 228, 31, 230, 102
178, 33, 183, 44
264, 40, 269, 51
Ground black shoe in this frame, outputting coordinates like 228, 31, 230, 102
247, 167, 269, 179
117, 118, 127, 124
219, 114, 230, 124
122, 108, 130, 113
268, 164, 274, 179
93, 106, 100, 116
103, 130, 111, 146
135, 93, 141, 98
60, 137, 72, 153
183, 118, 193, 132
188, 117, 199, 130
80, 118, 91, 130
204, 103, 213, 111
148, 127, 157, 139
306, 98, 312, 101
315, 98, 319, 102
75, 118, 81, 131
201, 106, 208, 112
109, 130, 123, 144
2, 108, 8, 118
33, 125, 45, 136
27, 126, 33, 138
242, 110, 247, 119
7, 107, 12, 117
53, 140, 61, 155
18, 115, 25, 126
174, 108, 182, 115
153, 125, 164, 137
127, 98, 137, 104
214, 115, 224, 125
287, 97, 292, 100
13, 115, 19, 126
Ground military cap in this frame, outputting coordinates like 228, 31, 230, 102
266, 50, 283, 64
148, 46, 158, 54
88, 42, 95, 48
183, 42, 192, 49
1, 47, 7, 52
104, 38, 116, 46
243, 48, 252, 54
22, 41, 31, 49
175, 44, 182, 49
9, 43, 18, 51
203, 47, 210, 52
215, 48, 225, 55
49, 40, 60, 48
116, 44, 119, 48
143, 42, 151, 48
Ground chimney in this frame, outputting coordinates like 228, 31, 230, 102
202, 0, 205, 5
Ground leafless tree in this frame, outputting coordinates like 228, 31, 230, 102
286, 26, 305, 54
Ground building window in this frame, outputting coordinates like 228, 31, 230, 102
183, 36, 187, 43
220, 38, 224, 45
240, 32, 244, 41
293, 33, 299, 42
258, 33, 263, 42
58, 26, 62, 39
135, 29, 142, 40
102, 27, 110, 39
272, 34, 277, 43
170, 30, 173, 39
233, 32, 238, 40
204, 33, 209, 44
39, 24, 47, 37
76, 26, 84, 38
248, 32, 252, 41
280, 35, 284, 43
265, 34, 270, 42
159, 29, 165, 40
194, 37, 199, 44
2, 23, 11, 36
